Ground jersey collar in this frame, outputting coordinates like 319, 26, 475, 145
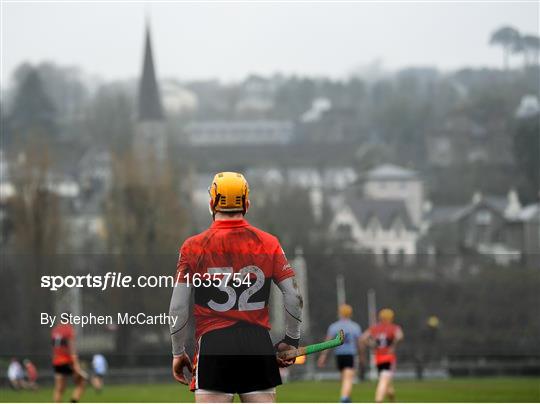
211, 218, 250, 229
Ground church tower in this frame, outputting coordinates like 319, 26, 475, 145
134, 23, 167, 162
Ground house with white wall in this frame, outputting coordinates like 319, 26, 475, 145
329, 192, 419, 265
362, 164, 424, 227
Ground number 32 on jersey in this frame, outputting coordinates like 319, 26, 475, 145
186, 266, 265, 312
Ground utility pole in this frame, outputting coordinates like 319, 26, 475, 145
293, 247, 310, 338
367, 288, 377, 380
336, 274, 346, 307
367, 288, 377, 326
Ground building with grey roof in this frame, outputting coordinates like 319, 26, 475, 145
362, 164, 424, 227
186, 120, 293, 146
328, 165, 422, 265
329, 194, 419, 264
424, 190, 539, 267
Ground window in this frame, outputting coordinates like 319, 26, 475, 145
475, 210, 492, 225
398, 248, 405, 265
337, 223, 352, 240
368, 218, 380, 237
382, 248, 389, 265
393, 218, 404, 237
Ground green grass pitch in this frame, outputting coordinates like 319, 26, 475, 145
1, 378, 539, 402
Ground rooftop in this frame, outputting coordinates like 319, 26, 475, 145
345, 195, 415, 230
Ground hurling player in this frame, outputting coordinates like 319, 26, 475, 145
51, 322, 86, 402
169, 172, 303, 403
361, 308, 403, 403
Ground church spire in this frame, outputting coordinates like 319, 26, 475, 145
138, 24, 164, 121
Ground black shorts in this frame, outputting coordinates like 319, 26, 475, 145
53, 364, 73, 375
335, 354, 355, 370
377, 362, 395, 374
192, 322, 281, 394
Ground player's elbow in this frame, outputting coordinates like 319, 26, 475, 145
285, 290, 303, 314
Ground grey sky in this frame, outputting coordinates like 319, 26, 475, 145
2, 1, 539, 84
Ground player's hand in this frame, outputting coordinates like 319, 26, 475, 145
172, 353, 192, 385
317, 355, 326, 368
275, 342, 296, 368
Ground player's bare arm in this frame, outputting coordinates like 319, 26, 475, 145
395, 327, 404, 343
360, 329, 372, 347
68, 341, 79, 372
169, 282, 193, 385
388, 327, 404, 353
68, 339, 85, 380
357, 335, 367, 366
360, 329, 375, 359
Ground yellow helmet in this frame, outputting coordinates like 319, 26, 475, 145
209, 172, 250, 215
379, 308, 395, 322
339, 304, 353, 318
427, 315, 440, 328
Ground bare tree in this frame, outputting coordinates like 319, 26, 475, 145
6, 139, 62, 353
105, 151, 188, 362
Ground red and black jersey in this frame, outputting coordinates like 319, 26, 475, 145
368, 322, 402, 365
51, 324, 74, 366
176, 219, 295, 340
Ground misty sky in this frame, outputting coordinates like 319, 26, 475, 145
2, 2, 539, 84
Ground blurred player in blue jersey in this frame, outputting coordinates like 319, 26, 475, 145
91, 354, 108, 393
317, 304, 363, 403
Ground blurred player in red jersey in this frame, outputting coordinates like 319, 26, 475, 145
360, 308, 403, 403
23, 359, 38, 390
169, 172, 303, 403
51, 323, 86, 402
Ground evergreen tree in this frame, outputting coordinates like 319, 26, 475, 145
514, 113, 540, 199
9, 67, 57, 140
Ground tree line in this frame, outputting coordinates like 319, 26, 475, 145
490, 26, 540, 70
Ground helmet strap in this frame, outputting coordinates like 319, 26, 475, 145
213, 193, 221, 210
210, 193, 221, 221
